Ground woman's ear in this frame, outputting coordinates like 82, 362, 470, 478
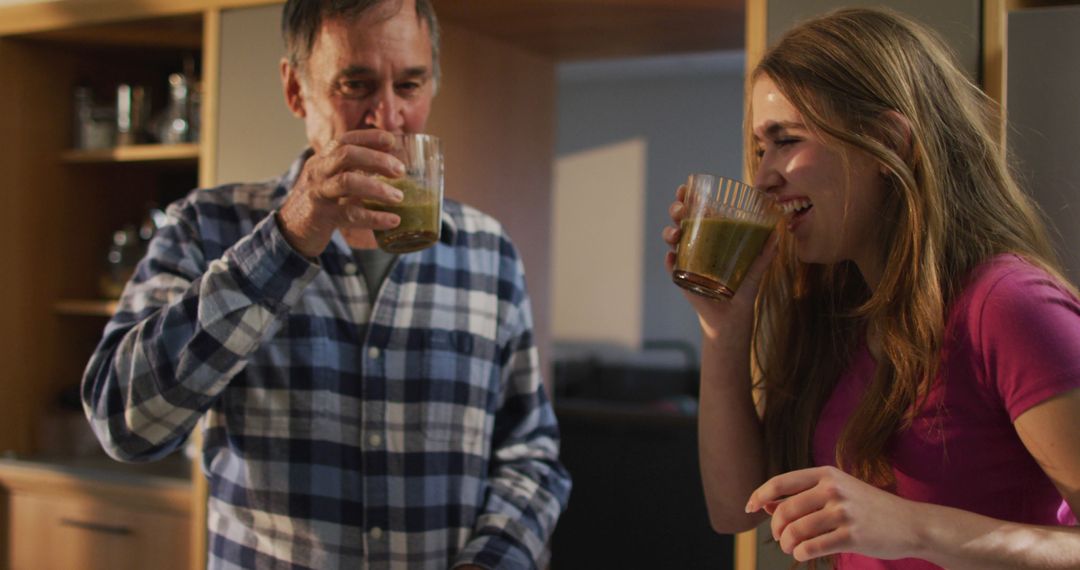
881, 110, 913, 161
875, 110, 913, 177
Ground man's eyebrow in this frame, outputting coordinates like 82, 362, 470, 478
753, 121, 805, 141
338, 65, 431, 78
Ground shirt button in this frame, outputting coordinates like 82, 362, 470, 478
368, 434, 382, 447
370, 526, 384, 540
344, 262, 358, 275
368, 347, 381, 359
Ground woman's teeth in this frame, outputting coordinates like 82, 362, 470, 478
779, 198, 813, 215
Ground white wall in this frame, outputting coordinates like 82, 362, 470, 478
554, 51, 745, 359
552, 138, 646, 348
216, 4, 307, 185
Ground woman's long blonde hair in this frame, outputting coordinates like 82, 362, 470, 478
749, 8, 1074, 486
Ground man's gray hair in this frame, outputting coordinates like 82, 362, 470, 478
282, 0, 441, 86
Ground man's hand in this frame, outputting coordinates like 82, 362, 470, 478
277, 129, 407, 258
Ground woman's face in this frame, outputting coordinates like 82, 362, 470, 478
751, 76, 889, 286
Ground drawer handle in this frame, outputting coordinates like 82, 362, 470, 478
59, 518, 134, 536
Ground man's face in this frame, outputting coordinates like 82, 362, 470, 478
284, 0, 435, 152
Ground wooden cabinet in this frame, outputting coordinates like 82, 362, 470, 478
0, 459, 191, 570
0, 11, 209, 456
0, 8, 212, 569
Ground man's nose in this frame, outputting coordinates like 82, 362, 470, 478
363, 89, 404, 132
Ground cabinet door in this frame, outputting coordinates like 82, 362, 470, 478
8, 492, 190, 570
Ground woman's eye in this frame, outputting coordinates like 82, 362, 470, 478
756, 138, 799, 159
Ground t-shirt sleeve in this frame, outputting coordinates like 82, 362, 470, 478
976, 264, 1080, 421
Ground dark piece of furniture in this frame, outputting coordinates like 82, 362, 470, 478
550, 401, 734, 569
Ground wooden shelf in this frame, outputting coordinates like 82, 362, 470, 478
22, 14, 204, 50
54, 300, 119, 317
60, 143, 199, 164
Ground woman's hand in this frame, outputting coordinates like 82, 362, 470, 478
745, 466, 922, 562
662, 184, 778, 339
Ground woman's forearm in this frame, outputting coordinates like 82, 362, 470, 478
697, 329, 769, 534
916, 501, 1080, 569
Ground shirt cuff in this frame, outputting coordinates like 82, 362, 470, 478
223, 211, 320, 313
453, 527, 542, 570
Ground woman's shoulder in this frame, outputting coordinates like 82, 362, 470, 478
951, 255, 1080, 419
959, 253, 1076, 309
948, 253, 1080, 358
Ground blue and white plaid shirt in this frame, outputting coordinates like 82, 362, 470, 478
82, 151, 571, 570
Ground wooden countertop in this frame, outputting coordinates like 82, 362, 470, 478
0, 455, 192, 512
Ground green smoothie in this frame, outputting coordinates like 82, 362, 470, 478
364, 177, 441, 254
673, 217, 773, 298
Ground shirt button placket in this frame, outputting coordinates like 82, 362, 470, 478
362, 341, 389, 564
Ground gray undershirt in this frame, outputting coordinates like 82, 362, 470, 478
352, 247, 398, 299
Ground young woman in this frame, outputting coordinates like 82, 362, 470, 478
663, 8, 1080, 569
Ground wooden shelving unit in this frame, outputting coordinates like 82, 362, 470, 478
0, 6, 209, 568
61, 143, 200, 164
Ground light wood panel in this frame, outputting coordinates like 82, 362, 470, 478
0, 37, 76, 455
199, 8, 221, 189
61, 143, 200, 163
0, 0, 276, 36
1, 460, 191, 570
190, 11, 220, 567
54, 300, 118, 317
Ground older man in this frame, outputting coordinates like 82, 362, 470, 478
81, 1, 570, 568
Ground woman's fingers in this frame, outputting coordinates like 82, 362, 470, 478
746, 467, 831, 512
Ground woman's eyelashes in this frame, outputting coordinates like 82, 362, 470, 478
755, 138, 800, 158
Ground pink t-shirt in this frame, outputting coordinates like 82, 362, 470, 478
813, 255, 1080, 569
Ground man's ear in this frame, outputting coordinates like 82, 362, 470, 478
281, 57, 306, 119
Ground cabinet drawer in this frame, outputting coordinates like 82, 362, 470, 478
8, 492, 191, 570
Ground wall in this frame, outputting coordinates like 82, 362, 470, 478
1007, 5, 1080, 284
551, 138, 646, 348
554, 51, 745, 359
216, 4, 306, 185
766, 0, 982, 81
